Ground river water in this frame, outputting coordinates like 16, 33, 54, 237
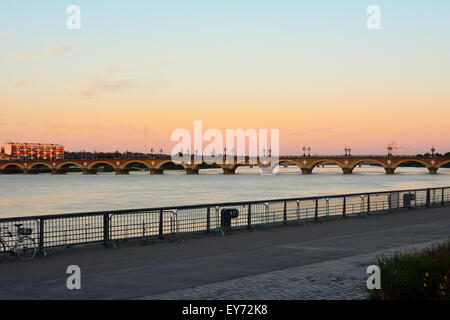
0, 166, 449, 218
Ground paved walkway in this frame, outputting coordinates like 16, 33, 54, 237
141, 239, 447, 300
0, 206, 449, 299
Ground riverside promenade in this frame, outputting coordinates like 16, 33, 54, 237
0, 206, 449, 299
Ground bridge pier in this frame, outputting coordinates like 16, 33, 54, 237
22, 168, 39, 175
260, 167, 275, 175
82, 168, 97, 175
428, 167, 438, 174
343, 168, 353, 174
185, 167, 199, 175
115, 168, 129, 175
222, 168, 236, 174
301, 168, 312, 174
51, 168, 67, 174
385, 167, 395, 175
221, 166, 237, 174
150, 168, 164, 175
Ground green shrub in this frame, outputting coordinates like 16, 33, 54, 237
369, 240, 450, 300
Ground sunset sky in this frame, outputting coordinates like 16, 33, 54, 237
1, 1, 450, 155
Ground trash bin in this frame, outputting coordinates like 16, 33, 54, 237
220, 209, 239, 228
403, 194, 412, 207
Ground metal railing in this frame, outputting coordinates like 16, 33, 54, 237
0, 187, 449, 252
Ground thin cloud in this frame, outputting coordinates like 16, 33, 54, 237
106, 66, 121, 73
68, 76, 136, 99
12, 41, 74, 60
290, 127, 336, 135
0, 33, 8, 39
12, 54, 33, 61
160, 57, 178, 64
11, 78, 38, 87
43, 42, 74, 57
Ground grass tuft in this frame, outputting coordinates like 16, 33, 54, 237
369, 239, 450, 300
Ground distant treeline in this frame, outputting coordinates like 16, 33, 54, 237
410, 152, 450, 168
65, 151, 450, 159
416, 152, 450, 158
64, 151, 163, 160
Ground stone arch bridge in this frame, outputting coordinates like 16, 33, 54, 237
0, 156, 449, 175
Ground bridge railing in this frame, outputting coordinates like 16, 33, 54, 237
1, 155, 448, 163
280, 155, 428, 158
0, 186, 449, 252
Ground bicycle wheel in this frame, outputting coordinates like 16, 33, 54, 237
0, 240, 8, 262
15, 236, 37, 261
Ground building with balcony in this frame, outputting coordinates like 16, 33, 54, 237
4, 142, 65, 160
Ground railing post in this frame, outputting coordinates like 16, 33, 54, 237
38, 218, 45, 250
206, 207, 211, 233
426, 188, 431, 207
388, 193, 392, 213
342, 196, 346, 218
283, 201, 287, 225
159, 209, 164, 239
314, 198, 318, 221
247, 203, 251, 229
103, 213, 109, 245
367, 193, 370, 215
442, 188, 445, 206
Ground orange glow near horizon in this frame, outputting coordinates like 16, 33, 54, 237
1, 2, 450, 155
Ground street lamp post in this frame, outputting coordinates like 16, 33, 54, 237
345, 147, 351, 157
387, 145, 392, 156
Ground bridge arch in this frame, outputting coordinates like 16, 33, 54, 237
278, 160, 302, 169
349, 159, 386, 170
87, 161, 117, 171
155, 160, 186, 170
29, 162, 53, 172
392, 158, 429, 169
437, 160, 450, 173
392, 159, 430, 174
310, 159, 345, 169
275, 160, 302, 174
56, 162, 84, 171
310, 159, 345, 172
0, 163, 25, 173
120, 161, 151, 171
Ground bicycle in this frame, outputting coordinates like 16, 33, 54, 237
0, 224, 38, 261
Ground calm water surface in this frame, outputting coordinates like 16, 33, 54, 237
1, 166, 449, 218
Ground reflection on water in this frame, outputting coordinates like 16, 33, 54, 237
0, 166, 449, 218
